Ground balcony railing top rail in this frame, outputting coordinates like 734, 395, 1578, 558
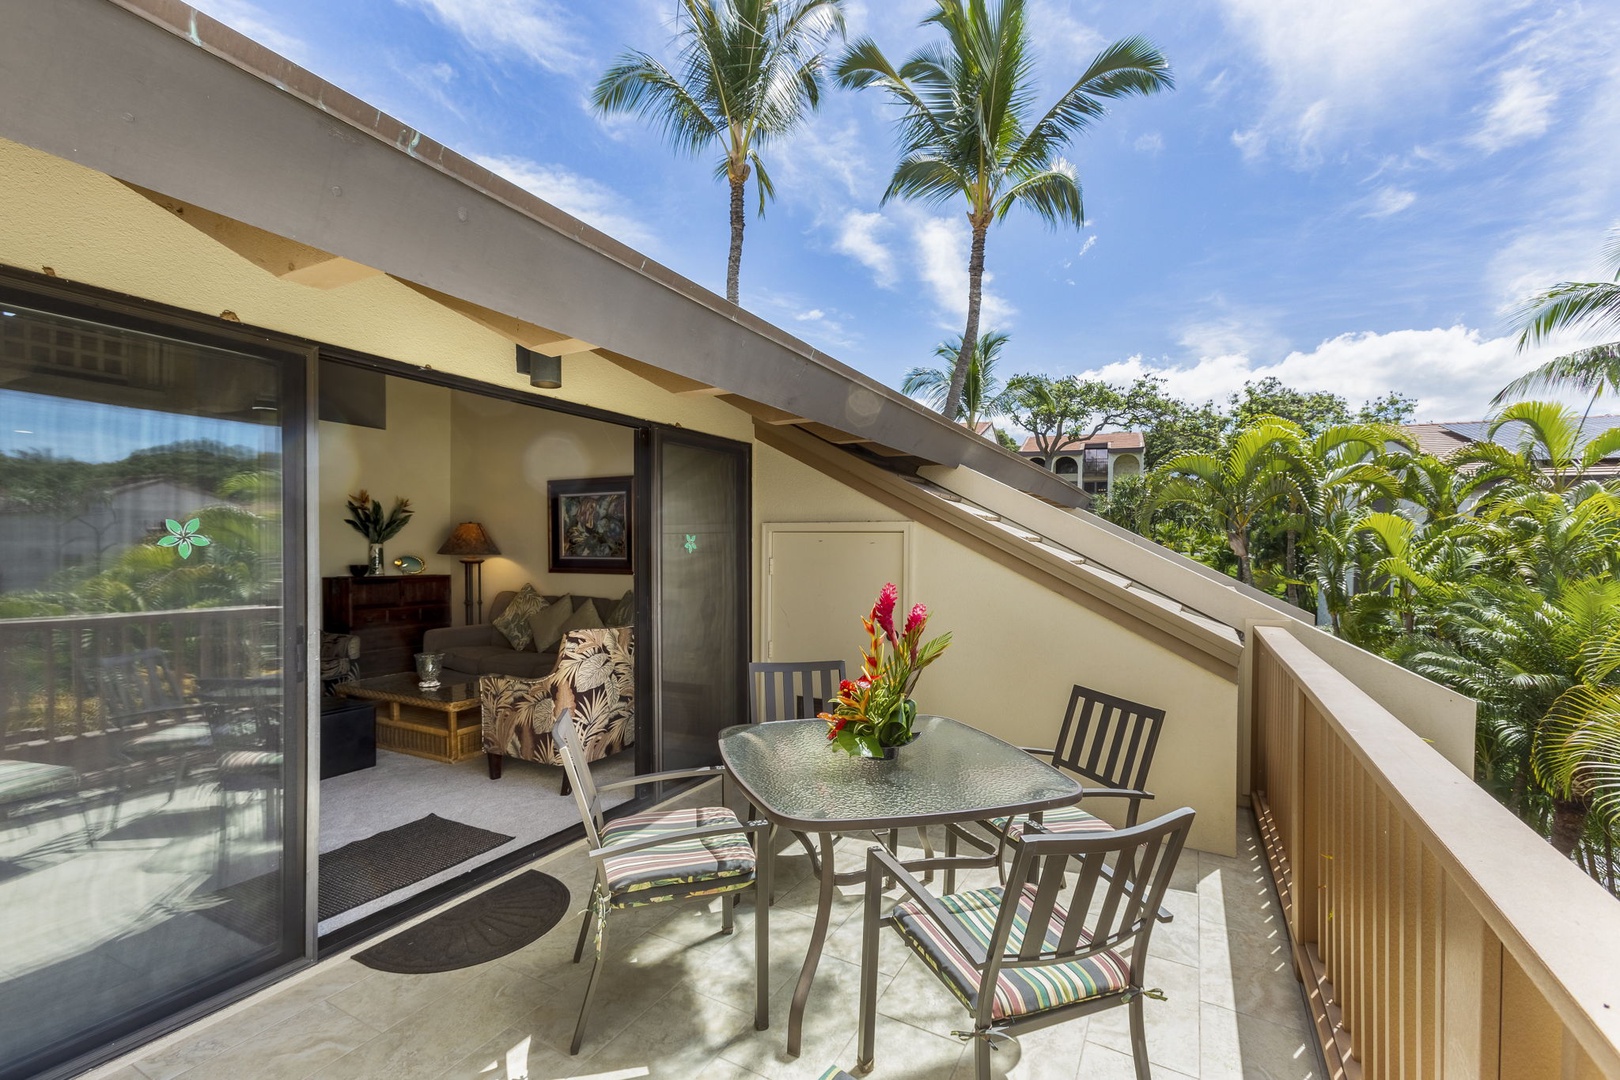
1251, 623, 1620, 1079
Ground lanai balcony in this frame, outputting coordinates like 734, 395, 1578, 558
73, 626, 1620, 1080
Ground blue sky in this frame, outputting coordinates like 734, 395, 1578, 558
191, 0, 1620, 422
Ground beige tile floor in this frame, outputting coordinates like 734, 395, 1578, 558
85, 798, 1318, 1080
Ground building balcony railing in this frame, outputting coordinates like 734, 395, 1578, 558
1250, 624, 1620, 1079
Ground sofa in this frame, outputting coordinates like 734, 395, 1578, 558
425, 588, 631, 679
481, 626, 634, 792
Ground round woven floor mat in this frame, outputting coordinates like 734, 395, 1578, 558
354, 870, 572, 973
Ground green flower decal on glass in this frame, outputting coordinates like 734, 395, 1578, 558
683, 534, 698, 554
156, 517, 211, 559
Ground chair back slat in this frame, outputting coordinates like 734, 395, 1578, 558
553, 710, 606, 848
748, 661, 846, 724
988, 808, 1194, 995
1053, 684, 1166, 794
96, 650, 186, 725
1018, 854, 1069, 961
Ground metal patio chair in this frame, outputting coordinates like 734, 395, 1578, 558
947, 683, 1166, 890
554, 710, 770, 1055
858, 807, 1195, 1080
92, 650, 215, 798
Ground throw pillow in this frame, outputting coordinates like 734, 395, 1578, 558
559, 599, 605, 639
491, 584, 547, 651
525, 594, 576, 655
605, 589, 634, 626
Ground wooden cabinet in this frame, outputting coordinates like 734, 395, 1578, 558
322, 575, 451, 676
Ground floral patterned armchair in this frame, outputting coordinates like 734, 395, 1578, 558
480, 627, 634, 794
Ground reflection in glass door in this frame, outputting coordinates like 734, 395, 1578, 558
0, 297, 305, 1080
649, 432, 749, 772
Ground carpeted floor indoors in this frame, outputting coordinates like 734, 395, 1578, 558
316, 747, 635, 933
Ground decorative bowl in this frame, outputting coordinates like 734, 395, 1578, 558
393, 554, 426, 575
347, 564, 369, 578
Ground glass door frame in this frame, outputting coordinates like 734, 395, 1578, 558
0, 266, 316, 1080
633, 426, 753, 776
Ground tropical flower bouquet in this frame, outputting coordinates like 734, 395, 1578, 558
344, 490, 414, 575
820, 583, 952, 758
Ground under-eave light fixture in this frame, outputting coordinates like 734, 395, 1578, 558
516, 345, 562, 389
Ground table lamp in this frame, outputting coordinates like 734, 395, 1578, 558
438, 522, 500, 624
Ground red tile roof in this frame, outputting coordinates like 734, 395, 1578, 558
1019, 432, 1145, 453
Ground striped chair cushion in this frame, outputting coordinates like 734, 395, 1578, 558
599, 806, 755, 903
893, 885, 1130, 1021
988, 804, 1116, 840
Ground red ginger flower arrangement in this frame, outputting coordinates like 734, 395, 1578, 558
820, 583, 952, 757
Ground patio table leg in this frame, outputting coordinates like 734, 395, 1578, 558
787, 830, 837, 1057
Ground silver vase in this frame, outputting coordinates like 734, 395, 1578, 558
367, 543, 385, 575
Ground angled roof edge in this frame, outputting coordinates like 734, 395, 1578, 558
0, 0, 1082, 508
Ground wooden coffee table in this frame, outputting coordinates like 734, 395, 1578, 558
336, 673, 480, 763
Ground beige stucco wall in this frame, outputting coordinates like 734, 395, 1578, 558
0, 135, 1240, 853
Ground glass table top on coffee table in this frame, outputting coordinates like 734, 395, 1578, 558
335, 673, 481, 763
719, 714, 1083, 1056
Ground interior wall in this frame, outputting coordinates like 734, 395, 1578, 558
317, 377, 453, 579
448, 391, 635, 619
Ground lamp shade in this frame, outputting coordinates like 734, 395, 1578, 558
438, 522, 500, 557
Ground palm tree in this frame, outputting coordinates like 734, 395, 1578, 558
837, 1, 1171, 420
1455, 400, 1620, 496
1142, 417, 1305, 586
1496, 227, 1620, 409
901, 330, 1012, 426
592, 0, 846, 304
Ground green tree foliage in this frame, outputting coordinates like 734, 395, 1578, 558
838, 0, 1171, 420
1003, 374, 1167, 466
592, 0, 847, 304
1498, 227, 1620, 409
902, 329, 1013, 426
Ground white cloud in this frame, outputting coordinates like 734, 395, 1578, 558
834, 211, 899, 287
1216, 0, 1494, 164
1471, 66, 1558, 153
398, 0, 585, 74
471, 154, 656, 250
1076, 235, 1097, 259
912, 215, 1015, 331
1078, 325, 1587, 421
1362, 186, 1417, 219
1133, 132, 1165, 154
1230, 126, 1267, 164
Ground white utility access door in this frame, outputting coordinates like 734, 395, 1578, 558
762, 523, 911, 671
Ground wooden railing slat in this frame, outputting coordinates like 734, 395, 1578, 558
1250, 625, 1620, 1080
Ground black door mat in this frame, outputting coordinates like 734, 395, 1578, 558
354, 870, 572, 973
319, 814, 515, 920
197, 813, 515, 942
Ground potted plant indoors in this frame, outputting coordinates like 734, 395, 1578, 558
819, 583, 951, 759
344, 490, 414, 575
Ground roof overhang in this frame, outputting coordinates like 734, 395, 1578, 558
0, 0, 1086, 509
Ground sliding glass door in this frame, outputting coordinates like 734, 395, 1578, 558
643, 430, 749, 772
0, 294, 307, 1080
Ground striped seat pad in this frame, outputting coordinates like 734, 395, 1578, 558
987, 804, 1116, 839
599, 806, 755, 899
893, 885, 1130, 1021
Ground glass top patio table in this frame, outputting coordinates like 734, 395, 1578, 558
719, 714, 1084, 1057
718, 714, 1083, 833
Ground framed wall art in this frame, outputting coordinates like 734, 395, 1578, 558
548, 476, 633, 573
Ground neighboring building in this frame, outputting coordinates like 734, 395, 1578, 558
1403, 415, 1620, 480
0, 478, 217, 592
1018, 431, 1145, 496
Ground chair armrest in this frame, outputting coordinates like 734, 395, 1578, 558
864, 843, 989, 967
589, 818, 769, 861
424, 625, 491, 651
1082, 787, 1154, 802
595, 765, 727, 792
